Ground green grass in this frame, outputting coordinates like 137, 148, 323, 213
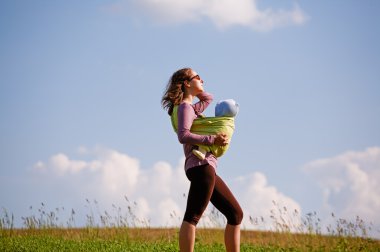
1, 200, 380, 251
1, 228, 379, 252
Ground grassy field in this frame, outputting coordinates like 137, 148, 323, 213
1, 201, 379, 251
1, 227, 380, 251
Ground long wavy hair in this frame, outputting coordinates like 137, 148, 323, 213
161, 68, 193, 115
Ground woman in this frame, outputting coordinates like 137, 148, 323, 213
161, 68, 243, 252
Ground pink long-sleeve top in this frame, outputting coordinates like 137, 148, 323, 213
177, 92, 217, 171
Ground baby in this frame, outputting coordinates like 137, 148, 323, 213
192, 99, 239, 160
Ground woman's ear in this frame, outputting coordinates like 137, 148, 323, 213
183, 80, 190, 88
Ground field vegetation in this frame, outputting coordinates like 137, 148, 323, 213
1, 199, 379, 251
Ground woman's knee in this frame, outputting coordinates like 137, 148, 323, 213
228, 206, 244, 225
236, 207, 244, 225
183, 213, 202, 226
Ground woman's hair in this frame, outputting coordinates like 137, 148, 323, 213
161, 68, 193, 115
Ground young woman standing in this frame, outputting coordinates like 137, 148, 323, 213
162, 68, 243, 252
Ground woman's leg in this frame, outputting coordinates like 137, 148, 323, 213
179, 221, 195, 252
225, 224, 241, 252
180, 165, 216, 251
210, 175, 243, 252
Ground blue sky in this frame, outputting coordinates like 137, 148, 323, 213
1, 1, 379, 234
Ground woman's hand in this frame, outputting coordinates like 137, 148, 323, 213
214, 133, 229, 146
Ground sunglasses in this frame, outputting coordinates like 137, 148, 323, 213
188, 74, 201, 81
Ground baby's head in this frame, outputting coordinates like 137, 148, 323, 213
215, 99, 239, 117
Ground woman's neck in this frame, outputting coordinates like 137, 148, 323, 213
182, 94, 195, 104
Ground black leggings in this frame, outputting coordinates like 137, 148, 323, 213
183, 164, 243, 226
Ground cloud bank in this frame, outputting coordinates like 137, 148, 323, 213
33, 146, 301, 228
303, 147, 380, 225
106, 0, 309, 31
29, 146, 380, 235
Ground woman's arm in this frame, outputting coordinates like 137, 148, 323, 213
177, 103, 215, 145
193, 92, 213, 115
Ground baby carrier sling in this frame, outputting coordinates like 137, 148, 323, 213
170, 105, 235, 158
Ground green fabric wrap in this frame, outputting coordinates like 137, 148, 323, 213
171, 105, 235, 157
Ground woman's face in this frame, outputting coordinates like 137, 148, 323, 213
186, 70, 204, 95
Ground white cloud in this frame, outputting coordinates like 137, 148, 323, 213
19, 146, 380, 237
32, 146, 301, 229
232, 172, 302, 231
49, 153, 89, 175
302, 147, 380, 224
135, 0, 205, 24
109, 0, 309, 31
158, 198, 182, 226
32, 148, 188, 227
100, 149, 140, 193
